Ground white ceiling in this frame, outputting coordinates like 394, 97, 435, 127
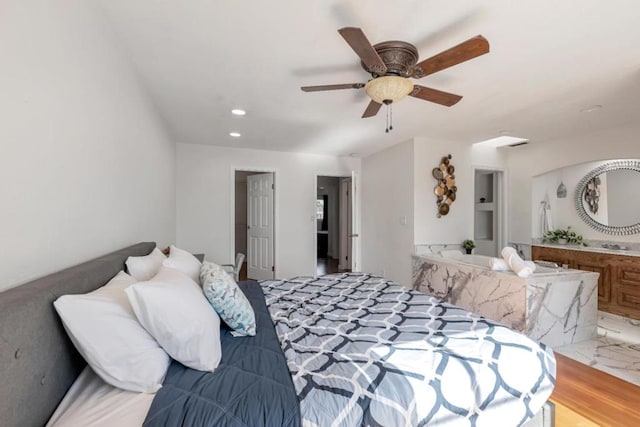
95, 1, 640, 157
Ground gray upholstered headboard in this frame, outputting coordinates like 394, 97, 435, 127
0, 242, 156, 427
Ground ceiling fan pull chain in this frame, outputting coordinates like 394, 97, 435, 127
385, 104, 389, 133
389, 104, 393, 131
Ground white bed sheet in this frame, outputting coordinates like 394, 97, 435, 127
46, 366, 154, 427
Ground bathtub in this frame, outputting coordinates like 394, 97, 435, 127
412, 252, 599, 347
437, 252, 560, 274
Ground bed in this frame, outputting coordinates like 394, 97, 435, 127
0, 243, 555, 427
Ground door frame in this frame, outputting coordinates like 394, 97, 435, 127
471, 165, 508, 254
230, 166, 278, 279
313, 172, 354, 277
338, 177, 352, 271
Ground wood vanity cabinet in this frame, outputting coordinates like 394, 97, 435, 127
532, 245, 640, 320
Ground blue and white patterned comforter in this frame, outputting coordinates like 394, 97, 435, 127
261, 273, 555, 427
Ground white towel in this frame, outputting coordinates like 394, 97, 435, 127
502, 247, 534, 278
525, 260, 537, 272
539, 201, 553, 235
489, 257, 509, 271
490, 257, 536, 272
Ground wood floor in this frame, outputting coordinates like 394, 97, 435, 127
551, 352, 640, 426
317, 257, 340, 275
238, 262, 247, 281
243, 258, 349, 281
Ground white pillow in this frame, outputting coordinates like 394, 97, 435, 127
125, 247, 166, 281
125, 267, 221, 372
162, 245, 202, 284
53, 271, 170, 393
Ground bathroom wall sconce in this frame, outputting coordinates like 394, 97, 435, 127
556, 181, 567, 198
433, 154, 456, 217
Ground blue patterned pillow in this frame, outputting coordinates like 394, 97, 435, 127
200, 261, 256, 336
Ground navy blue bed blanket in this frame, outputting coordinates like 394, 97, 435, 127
143, 281, 301, 427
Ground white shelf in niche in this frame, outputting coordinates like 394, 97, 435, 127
475, 202, 495, 211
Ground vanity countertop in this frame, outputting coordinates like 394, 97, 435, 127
532, 242, 640, 258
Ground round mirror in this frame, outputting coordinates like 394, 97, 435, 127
575, 159, 640, 235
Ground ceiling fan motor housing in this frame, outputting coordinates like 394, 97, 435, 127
361, 41, 419, 78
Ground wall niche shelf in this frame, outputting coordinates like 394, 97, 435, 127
475, 202, 495, 211
474, 171, 497, 246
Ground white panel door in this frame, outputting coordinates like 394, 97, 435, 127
247, 173, 274, 280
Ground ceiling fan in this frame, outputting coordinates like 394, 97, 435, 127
301, 27, 490, 126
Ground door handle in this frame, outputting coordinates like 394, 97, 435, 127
349, 234, 359, 237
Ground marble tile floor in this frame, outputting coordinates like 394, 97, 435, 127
555, 312, 640, 387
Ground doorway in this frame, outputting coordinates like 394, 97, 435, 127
316, 175, 352, 276
473, 168, 506, 257
234, 170, 275, 280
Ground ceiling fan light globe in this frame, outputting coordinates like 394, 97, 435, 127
364, 76, 414, 104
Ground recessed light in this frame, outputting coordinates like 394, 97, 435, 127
229, 132, 241, 137
231, 109, 246, 116
580, 105, 602, 113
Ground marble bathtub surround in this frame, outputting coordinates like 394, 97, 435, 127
412, 254, 599, 348
415, 242, 534, 260
414, 243, 463, 256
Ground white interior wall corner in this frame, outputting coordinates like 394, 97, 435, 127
0, 0, 176, 291
361, 139, 415, 287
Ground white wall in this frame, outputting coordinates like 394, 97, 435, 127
531, 161, 609, 237
0, 0, 175, 291
175, 143, 360, 279
360, 137, 507, 286
361, 140, 415, 286
508, 124, 640, 243
532, 161, 640, 238
413, 138, 507, 246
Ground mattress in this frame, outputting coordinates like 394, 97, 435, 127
48, 274, 555, 427
46, 366, 154, 427
261, 273, 557, 427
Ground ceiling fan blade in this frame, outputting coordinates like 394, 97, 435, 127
412, 35, 489, 78
410, 85, 462, 107
338, 27, 388, 75
301, 83, 365, 92
362, 100, 382, 118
